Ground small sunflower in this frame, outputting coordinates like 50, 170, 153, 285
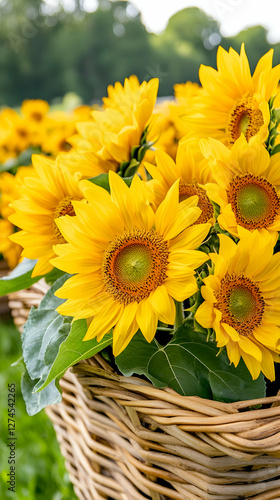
0, 167, 35, 269
195, 229, 280, 380
201, 134, 280, 237
21, 99, 50, 123
182, 44, 280, 149
145, 143, 215, 226
0, 219, 22, 270
9, 155, 85, 277
62, 76, 159, 178
51, 172, 210, 356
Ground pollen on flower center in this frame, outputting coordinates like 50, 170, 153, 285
228, 174, 280, 229
179, 182, 214, 224
215, 274, 265, 336
102, 228, 169, 306
53, 196, 76, 243
226, 94, 264, 145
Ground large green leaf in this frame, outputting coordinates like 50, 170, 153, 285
37, 323, 113, 391
0, 258, 42, 296
21, 273, 113, 413
116, 324, 265, 403
21, 368, 62, 416
21, 275, 72, 395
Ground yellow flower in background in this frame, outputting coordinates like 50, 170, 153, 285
147, 82, 201, 161
145, 143, 215, 226
195, 229, 280, 381
0, 100, 94, 164
0, 219, 22, 270
21, 99, 50, 122
0, 166, 35, 269
103, 75, 157, 114
182, 44, 280, 148
201, 134, 280, 238
63, 77, 159, 178
9, 155, 85, 277
51, 172, 210, 356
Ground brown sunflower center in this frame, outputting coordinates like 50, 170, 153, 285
101, 228, 169, 306
179, 182, 214, 224
59, 139, 72, 152
228, 174, 280, 229
31, 111, 43, 122
53, 196, 76, 243
215, 274, 265, 336
227, 94, 264, 145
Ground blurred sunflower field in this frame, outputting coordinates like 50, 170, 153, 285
1, 41, 280, 499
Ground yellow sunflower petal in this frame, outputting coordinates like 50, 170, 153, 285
83, 299, 123, 342
150, 285, 176, 325
113, 302, 138, 356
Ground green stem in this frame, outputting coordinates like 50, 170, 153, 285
174, 301, 184, 330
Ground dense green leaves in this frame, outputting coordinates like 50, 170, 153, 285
116, 323, 265, 402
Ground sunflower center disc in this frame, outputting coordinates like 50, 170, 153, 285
102, 228, 169, 305
227, 94, 264, 145
179, 182, 214, 224
115, 244, 152, 286
228, 174, 280, 229
229, 287, 257, 322
216, 274, 265, 336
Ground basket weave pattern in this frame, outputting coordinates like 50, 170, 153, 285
9, 284, 280, 500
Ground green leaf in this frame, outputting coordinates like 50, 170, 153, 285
88, 173, 110, 192
22, 274, 72, 384
0, 258, 41, 297
272, 143, 280, 155
88, 172, 134, 191
44, 267, 65, 285
116, 324, 265, 403
21, 367, 62, 416
124, 158, 139, 177
37, 322, 113, 391
20, 274, 72, 413
0, 258, 67, 296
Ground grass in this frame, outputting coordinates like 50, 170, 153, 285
0, 318, 77, 500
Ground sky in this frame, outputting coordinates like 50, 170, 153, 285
125, 0, 280, 43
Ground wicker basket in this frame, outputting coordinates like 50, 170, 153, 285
8, 284, 280, 500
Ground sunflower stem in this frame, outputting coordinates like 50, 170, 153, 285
174, 301, 184, 330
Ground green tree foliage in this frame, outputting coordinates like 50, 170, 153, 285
0, 0, 279, 106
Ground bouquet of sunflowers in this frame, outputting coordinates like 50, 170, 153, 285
1, 44, 280, 416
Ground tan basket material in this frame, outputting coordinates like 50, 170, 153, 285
8, 284, 280, 500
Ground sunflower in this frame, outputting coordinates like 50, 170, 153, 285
195, 229, 280, 380
51, 172, 210, 356
201, 134, 280, 238
61, 76, 159, 178
9, 155, 85, 277
146, 82, 201, 161
0, 219, 22, 270
21, 99, 50, 123
145, 143, 215, 226
182, 44, 280, 149
0, 167, 35, 269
